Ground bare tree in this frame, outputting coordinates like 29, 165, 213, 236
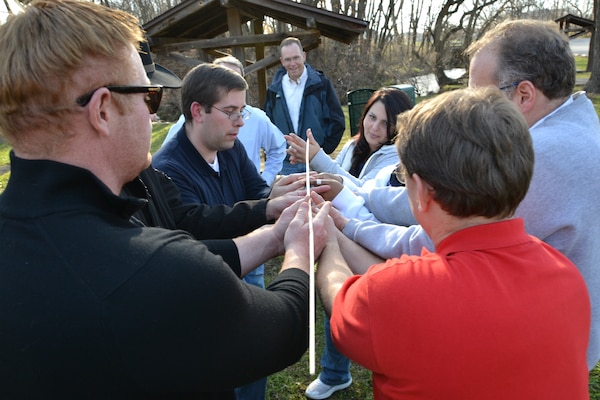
415, 0, 506, 87
108, 0, 592, 100
585, 0, 600, 93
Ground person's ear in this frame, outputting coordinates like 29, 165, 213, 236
190, 101, 206, 123
512, 80, 536, 115
87, 88, 112, 137
413, 173, 433, 213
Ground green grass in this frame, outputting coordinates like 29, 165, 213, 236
264, 257, 374, 399
151, 122, 173, 154
0, 141, 11, 193
577, 55, 591, 77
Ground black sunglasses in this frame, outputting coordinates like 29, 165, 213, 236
76, 85, 163, 114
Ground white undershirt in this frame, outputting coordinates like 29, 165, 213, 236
208, 156, 220, 175
282, 67, 308, 134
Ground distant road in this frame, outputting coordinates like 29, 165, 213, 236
571, 38, 590, 57
408, 37, 590, 96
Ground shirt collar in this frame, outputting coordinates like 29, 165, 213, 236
435, 218, 530, 256
530, 93, 574, 130
287, 66, 307, 85
1, 151, 147, 220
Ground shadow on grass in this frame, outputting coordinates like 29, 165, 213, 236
264, 257, 374, 400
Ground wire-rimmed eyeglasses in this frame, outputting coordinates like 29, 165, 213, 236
212, 106, 251, 121
499, 81, 522, 91
76, 85, 164, 114
392, 164, 406, 186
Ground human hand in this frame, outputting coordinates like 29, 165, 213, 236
311, 173, 344, 202
271, 197, 306, 254
285, 129, 321, 165
283, 201, 332, 267
308, 190, 348, 231
270, 171, 333, 199
328, 204, 350, 231
266, 187, 330, 221
270, 173, 314, 198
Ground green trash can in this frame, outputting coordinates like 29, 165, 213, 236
387, 84, 416, 106
346, 88, 375, 136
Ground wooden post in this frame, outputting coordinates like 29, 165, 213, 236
253, 18, 267, 107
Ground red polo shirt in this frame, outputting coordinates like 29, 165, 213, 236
331, 218, 590, 399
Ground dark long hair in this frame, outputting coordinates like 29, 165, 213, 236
349, 87, 413, 177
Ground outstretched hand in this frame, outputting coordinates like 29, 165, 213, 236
284, 201, 332, 264
270, 172, 315, 198
266, 185, 329, 221
328, 204, 350, 231
285, 129, 321, 165
310, 173, 344, 201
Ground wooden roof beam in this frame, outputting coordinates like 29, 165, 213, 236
150, 31, 320, 52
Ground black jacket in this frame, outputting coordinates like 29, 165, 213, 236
0, 154, 309, 399
264, 64, 345, 155
123, 166, 269, 239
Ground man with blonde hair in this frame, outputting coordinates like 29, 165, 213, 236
0, 0, 332, 397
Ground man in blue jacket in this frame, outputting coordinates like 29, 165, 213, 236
265, 37, 345, 175
151, 60, 282, 400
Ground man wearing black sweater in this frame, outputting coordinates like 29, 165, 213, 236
0, 1, 332, 398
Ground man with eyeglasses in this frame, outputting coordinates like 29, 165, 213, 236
163, 55, 286, 188
318, 19, 600, 373
125, 50, 308, 244
0, 0, 333, 397
153, 63, 272, 207
154, 59, 287, 400
152, 67, 276, 397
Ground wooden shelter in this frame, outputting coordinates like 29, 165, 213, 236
556, 14, 594, 39
555, 14, 594, 73
143, 0, 368, 104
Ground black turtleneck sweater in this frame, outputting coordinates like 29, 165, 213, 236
0, 153, 309, 399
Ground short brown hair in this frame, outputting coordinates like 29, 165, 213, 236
181, 63, 248, 121
279, 37, 303, 54
396, 87, 533, 219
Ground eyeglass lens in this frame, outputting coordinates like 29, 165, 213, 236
75, 85, 163, 114
212, 106, 250, 121
392, 166, 406, 186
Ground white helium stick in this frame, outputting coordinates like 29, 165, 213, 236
305, 131, 316, 375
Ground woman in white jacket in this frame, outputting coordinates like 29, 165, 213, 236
288, 87, 413, 399
286, 87, 413, 190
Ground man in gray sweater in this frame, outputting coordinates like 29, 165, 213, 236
328, 19, 600, 372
